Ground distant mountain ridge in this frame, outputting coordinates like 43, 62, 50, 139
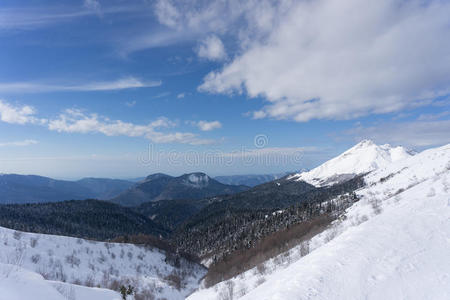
111, 172, 250, 207
0, 174, 134, 204
214, 172, 294, 187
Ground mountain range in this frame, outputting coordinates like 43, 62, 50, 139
0, 172, 251, 205
111, 172, 250, 207
0, 174, 135, 204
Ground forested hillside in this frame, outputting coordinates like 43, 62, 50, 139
173, 176, 365, 284
0, 199, 169, 240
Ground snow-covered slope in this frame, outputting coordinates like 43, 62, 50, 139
0, 226, 206, 300
189, 143, 450, 300
0, 263, 121, 300
289, 140, 412, 186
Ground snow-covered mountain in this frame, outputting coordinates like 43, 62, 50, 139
188, 143, 450, 300
0, 226, 206, 300
289, 140, 413, 186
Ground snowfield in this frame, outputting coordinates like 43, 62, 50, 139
0, 263, 121, 300
0, 225, 205, 300
189, 143, 450, 300
289, 140, 413, 186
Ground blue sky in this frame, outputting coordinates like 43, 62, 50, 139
0, 0, 449, 179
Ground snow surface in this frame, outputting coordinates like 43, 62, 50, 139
189, 143, 450, 300
0, 263, 121, 300
289, 140, 412, 186
0, 225, 205, 299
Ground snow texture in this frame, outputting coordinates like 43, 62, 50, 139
0, 225, 205, 299
0, 263, 121, 300
189, 143, 450, 300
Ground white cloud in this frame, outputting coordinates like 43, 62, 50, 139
347, 120, 450, 147
0, 100, 46, 125
177, 93, 185, 99
0, 139, 38, 147
48, 108, 213, 145
199, 0, 450, 122
0, 77, 161, 93
197, 35, 227, 61
0, 100, 214, 145
194, 120, 222, 131
152, 0, 285, 39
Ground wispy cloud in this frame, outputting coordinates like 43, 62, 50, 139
0, 139, 38, 147
119, 29, 195, 55
0, 77, 161, 93
0, 4, 140, 31
152, 92, 171, 99
417, 111, 450, 121
83, 0, 101, 14
125, 100, 137, 107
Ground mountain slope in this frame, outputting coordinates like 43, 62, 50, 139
0, 174, 133, 204
112, 172, 249, 207
0, 225, 206, 300
188, 143, 450, 300
0, 199, 169, 240
289, 140, 413, 186
173, 175, 363, 262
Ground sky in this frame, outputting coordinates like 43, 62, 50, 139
0, 0, 449, 179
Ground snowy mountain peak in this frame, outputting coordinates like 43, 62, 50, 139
289, 140, 413, 186
353, 139, 376, 148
